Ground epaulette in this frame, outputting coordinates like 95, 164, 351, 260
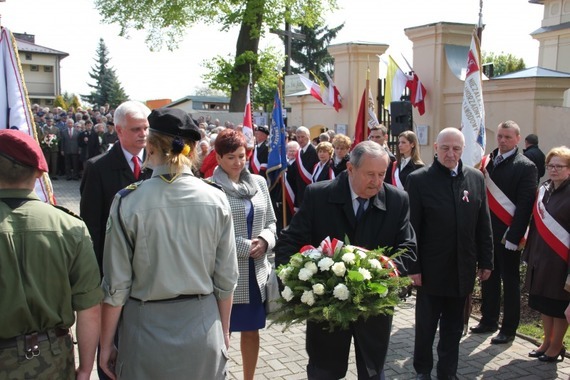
201, 178, 225, 193
52, 204, 83, 221
117, 180, 143, 198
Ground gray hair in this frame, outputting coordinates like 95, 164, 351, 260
114, 100, 151, 128
287, 141, 300, 150
349, 141, 388, 168
296, 126, 310, 136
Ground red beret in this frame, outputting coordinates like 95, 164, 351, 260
0, 129, 48, 172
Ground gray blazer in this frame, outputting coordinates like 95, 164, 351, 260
223, 174, 277, 304
60, 127, 80, 154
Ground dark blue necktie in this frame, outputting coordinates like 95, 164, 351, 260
355, 197, 367, 221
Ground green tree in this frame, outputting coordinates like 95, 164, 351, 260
194, 86, 229, 97
82, 38, 129, 108
53, 95, 67, 110
94, 0, 337, 112
482, 51, 526, 77
70, 95, 82, 110
288, 22, 344, 80
202, 47, 284, 112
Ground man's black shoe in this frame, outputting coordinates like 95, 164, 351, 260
416, 374, 431, 380
469, 323, 497, 334
491, 332, 515, 344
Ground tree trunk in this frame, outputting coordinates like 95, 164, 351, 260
229, 0, 264, 112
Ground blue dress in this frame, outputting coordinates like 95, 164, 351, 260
229, 200, 266, 332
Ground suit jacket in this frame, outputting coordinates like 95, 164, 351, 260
312, 160, 335, 182
60, 127, 80, 154
523, 144, 546, 181
406, 159, 493, 296
289, 144, 319, 207
80, 142, 152, 271
384, 159, 425, 188
248, 141, 269, 177
275, 171, 417, 274
332, 155, 349, 176
485, 148, 537, 244
213, 173, 276, 304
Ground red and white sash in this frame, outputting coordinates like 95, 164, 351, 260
296, 148, 313, 185
390, 161, 404, 190
481, 154, 516, 226
284, 172, 296, 215
533, 185, 570, 263
250, 145, 267, 175
312, 162, 335, 183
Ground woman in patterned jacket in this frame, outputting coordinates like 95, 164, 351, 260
210, 128, 277, 380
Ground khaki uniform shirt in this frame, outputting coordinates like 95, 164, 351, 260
102, 165, 238, 306
0, 189, 102, 339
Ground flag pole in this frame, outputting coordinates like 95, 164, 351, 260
364, 56, 370, 140
277, 73, 288, 229
477, 0, 484, 43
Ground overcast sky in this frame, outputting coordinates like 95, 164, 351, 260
1, 0, 544, 103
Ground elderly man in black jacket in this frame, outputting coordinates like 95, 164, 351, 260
275, 141, 417, 380
407, 128, 493, 380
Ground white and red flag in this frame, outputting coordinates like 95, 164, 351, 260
298, 74, 325, 105
325, 73, 342, 112
0, 27, 54, 203
406, 73, 427, 116
461, 33, 486, 167
242, 76, 254, 149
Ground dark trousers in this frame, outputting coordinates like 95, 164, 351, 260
480, 242, 521, 335
413, 289, 465, 378
306, 313, 392, 380
64, 153, 80, 179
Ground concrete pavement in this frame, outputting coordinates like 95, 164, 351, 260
51, 178, 569, 379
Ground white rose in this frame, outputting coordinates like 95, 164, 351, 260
298, 268, 314, 281
312, 283, 325, 295
358, 267, 372, 280
333, 283, 350, 300
357, 251, 367, 259
341, 252, 356, 265
282, 286, 294, 302
318, 257, 335, 272
369, 259, 382, 269
304, 261, 318, 274
306, 249, 322, 260
301, 290, 316, 306
331, 262, 347, 277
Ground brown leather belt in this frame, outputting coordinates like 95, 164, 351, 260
0, 328, 69, 350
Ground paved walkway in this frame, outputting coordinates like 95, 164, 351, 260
51, 179, 569, 380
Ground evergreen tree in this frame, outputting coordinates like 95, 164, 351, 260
288, 22, 344, 81
53, 95, 67, 110
82, 38, 129, 108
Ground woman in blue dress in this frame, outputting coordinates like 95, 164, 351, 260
211, 129, 277, 380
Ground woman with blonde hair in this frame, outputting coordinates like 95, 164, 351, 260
524, 146, 570, 362
100, 108, 238, 379
385, 130, 424, 189
331, 134, 351, 176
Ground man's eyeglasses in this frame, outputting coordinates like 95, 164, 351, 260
546, 164, 568, 171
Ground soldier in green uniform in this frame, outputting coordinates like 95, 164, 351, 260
0, 129, 102, 380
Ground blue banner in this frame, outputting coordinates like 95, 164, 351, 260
266, 91, 287, 190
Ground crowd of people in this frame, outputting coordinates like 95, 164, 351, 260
1, 99, 569, 380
